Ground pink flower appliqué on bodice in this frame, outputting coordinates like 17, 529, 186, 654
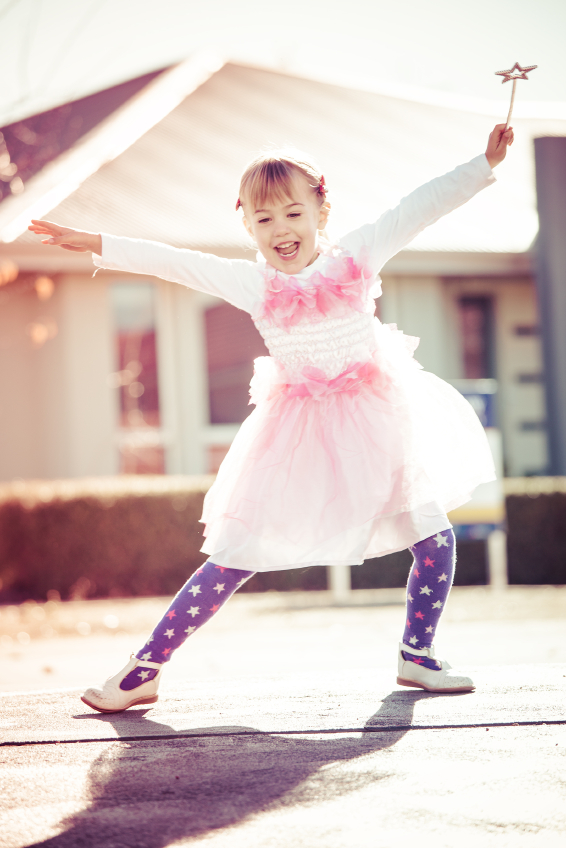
253, 246, 373, 329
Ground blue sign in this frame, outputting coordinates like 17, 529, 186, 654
449, 378, 497, 428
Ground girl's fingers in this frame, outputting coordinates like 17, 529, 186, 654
29, 221, 55, 232
29, 219, 90, 252
28, 220, 66, 236
31, 219, 61, 228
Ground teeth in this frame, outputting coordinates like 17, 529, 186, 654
275, 242, 299, 258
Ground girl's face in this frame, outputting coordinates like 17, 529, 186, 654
242, 174, 329, 275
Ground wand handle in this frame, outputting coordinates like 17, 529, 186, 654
505, 78, 517, 130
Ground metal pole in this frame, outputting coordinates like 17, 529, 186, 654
487, 529, 508, 590
328, 564, 351, 604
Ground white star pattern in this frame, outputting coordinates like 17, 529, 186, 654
135, 563, 263, 670
138, 670, 151, 681
403, 536, 455, 657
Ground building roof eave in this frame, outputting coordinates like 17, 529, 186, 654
384, 249, 534, 277
0, 51, 225, 245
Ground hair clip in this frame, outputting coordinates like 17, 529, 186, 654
235, 198, 242, 211
317, 176, 327, 198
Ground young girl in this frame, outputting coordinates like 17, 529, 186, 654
30, 123, 513, 712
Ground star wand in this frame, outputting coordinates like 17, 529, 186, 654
495, 62, 538, 130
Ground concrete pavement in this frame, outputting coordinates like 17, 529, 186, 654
1, 588, 565, 847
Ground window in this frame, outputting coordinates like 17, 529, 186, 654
514, 325, 539, 337
205, 304, 268, 424
458, 297, 494, 379
109, 283, 164, 474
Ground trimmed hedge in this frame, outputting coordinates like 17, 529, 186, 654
505, 477, 566, 585
0, 477, 211, 603
0, 476, 564, 602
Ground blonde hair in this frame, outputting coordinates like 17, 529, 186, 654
237, 149, 327, 212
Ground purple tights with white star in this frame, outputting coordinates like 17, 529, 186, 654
402, 530, 456, 671
119, 561, 255, 691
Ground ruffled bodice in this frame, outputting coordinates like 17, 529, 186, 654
252, 245, 378, 389
254, 308, 376, 380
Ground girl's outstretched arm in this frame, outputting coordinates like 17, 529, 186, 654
340, 123, 513, 274
29, 221, 260, 313
28, 220, 101, 254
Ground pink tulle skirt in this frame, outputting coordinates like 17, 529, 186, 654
200, 321, 495, 572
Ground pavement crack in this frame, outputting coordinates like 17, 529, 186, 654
2, 718, 565, 747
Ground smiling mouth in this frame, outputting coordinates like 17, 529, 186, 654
275, 241, 299, 260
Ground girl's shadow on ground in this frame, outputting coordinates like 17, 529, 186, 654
31, 689, 456, 847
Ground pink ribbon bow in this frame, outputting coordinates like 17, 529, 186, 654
286, 360, 379, 399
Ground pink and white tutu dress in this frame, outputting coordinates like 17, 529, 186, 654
94, 154, 496, 572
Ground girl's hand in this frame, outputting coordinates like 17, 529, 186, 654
28, 220, 102, 254
485, 123, 514, 169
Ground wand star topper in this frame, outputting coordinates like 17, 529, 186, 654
495, 62, 538, 129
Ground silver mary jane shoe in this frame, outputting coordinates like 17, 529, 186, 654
397, 642, 475, 693
81, 655, 164, 713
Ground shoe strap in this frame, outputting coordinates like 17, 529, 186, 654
130, 655, 163, 670
138, 660, 163, 670
400, 641, 436, 659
